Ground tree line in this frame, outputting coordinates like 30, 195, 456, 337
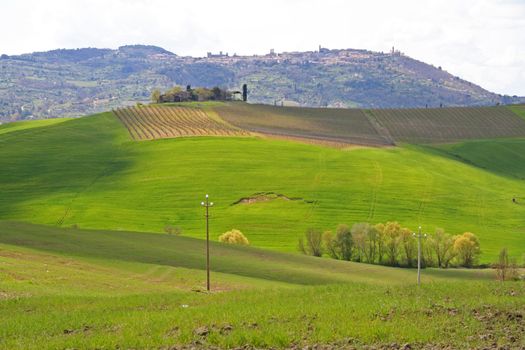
151, 85, 246, 104
298, 222, 483, 268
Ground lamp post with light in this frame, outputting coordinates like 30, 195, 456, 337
201, 194, 214, 291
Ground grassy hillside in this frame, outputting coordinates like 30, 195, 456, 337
0, 110, 524, 261
0, 221, 491, 287
0, 118, 71, 135
0, 222, 523, 349
432, 139, 525, 180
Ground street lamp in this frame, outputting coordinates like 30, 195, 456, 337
413, 226, 427, 286
201, 194, 214, 291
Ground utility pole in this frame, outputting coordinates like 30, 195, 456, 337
413, 226, 427, 286
201, 194, 214, 291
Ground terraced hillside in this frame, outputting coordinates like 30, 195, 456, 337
370, 106, 525, 143
114, 105, 249, 140
214, 103, 394, 146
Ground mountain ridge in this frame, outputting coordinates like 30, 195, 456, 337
1, 44, 523, 121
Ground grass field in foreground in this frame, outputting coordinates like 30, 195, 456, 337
0, 112, 524, 261
0, 222, 523, 349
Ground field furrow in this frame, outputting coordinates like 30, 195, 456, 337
113, 105, 250, 140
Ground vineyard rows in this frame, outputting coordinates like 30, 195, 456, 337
371, 107, 525, 143
214, 103, 394, 147
114, 106, 250, 140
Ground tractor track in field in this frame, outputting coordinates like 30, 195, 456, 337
56, 148, 126, 227
417, 169, 434, 225
367, 160, 383, 221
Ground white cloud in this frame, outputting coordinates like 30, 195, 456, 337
0, 0, 524, 95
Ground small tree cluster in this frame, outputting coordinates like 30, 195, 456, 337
219, 229, 249, 245
151, 86, 234, 103
298, 222, 482, 268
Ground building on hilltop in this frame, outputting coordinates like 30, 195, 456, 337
206, 51, 229, 58
319, 45, 330, 53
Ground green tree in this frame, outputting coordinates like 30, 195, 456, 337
428, 228, 456, 268
400, 227, 416, 267
351, 223, 370, 262
151, 89, 161, 103
335, 224, 353, 261
375, 223, 387, 264
384, 222, 402, 266
322, 230, 338, 259
364, 225, 378, 263
453, 232, 480, 267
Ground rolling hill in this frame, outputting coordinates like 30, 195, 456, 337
2, 45, 524, 122
1, 102, 525, 349
2, 221, 522, 349
1, 102, 525, 262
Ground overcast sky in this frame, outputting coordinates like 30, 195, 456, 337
1, 0, 524, 95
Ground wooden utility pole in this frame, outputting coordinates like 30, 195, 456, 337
201, 194, 214, 291
413, 226, 427, 286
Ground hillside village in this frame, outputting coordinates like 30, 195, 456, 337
1, 45, 522, 122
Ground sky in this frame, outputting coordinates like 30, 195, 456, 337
1, 0, 524, 96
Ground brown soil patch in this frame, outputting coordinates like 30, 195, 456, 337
232, 192, 315, 206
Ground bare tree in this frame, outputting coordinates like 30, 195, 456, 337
323, 230, 339, 259
494, 248, 510, 281
299, 228, 323, 257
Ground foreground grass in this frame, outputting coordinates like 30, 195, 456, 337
2, 282, 524, 350
0, 223, 523, 349
0, 113, 524, 261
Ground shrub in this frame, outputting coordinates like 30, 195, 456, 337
219, 229, 249, 245
494, 248, 521, 281
164, 225, 182, 235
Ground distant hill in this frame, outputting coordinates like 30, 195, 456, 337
1, 45, 524, 121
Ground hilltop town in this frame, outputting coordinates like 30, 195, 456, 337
1, 45, 522, 121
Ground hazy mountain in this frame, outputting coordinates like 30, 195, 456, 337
0, 45, 522, 121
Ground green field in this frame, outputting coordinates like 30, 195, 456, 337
0, 118, 71, 135
0, 109, 524, 261
1, 103, 525, 348
1, 221, 523, 349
